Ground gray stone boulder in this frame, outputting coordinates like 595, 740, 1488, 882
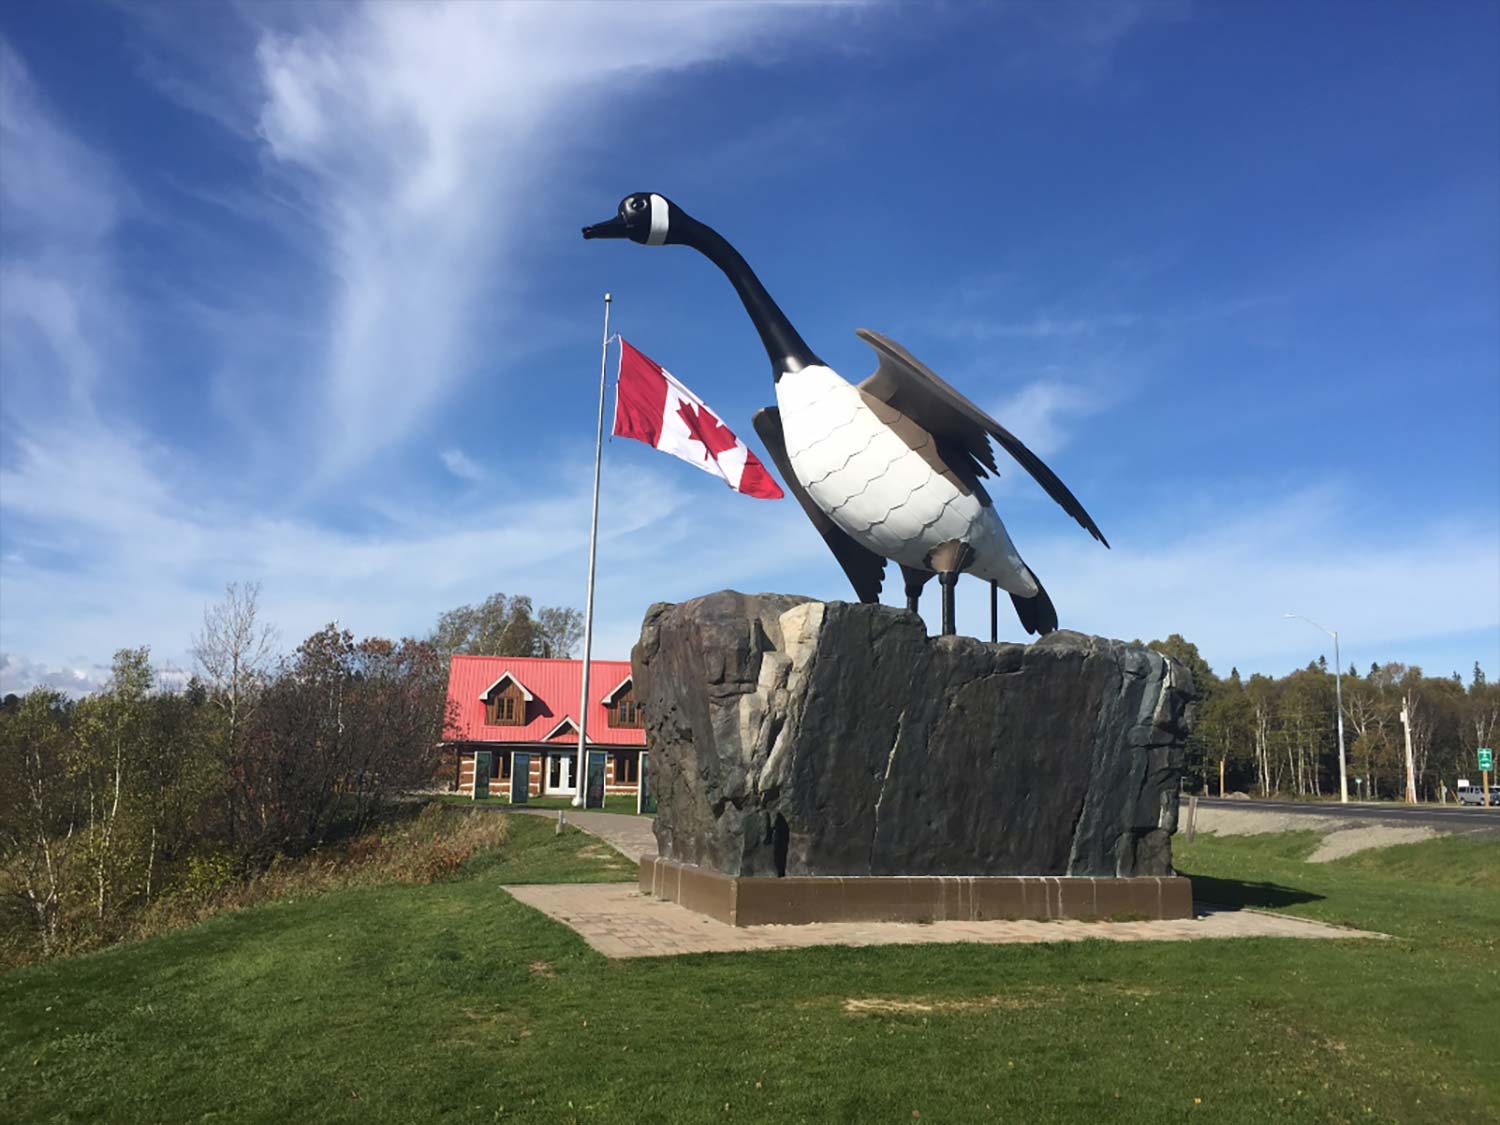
631, 591, 1192, 879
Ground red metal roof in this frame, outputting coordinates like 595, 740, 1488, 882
444, 655, 645, 746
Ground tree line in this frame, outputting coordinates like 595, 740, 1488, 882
1151, 635, 1499, 801
0, 585, 582, 961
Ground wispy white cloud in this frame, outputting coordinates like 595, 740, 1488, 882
987, 377, 1108, 458
439, 448, 485, 483
0, 43, 126, 420
1008, 0, 1193, 86
954, 484, 1500, 678
0, 408, 832, 693
0, 651, 191, 700
942, 312, 1140, 341
0, 653, 110, 699
249, 0, 850, 479
0, 43, 119, 243
0, 4, 856, 693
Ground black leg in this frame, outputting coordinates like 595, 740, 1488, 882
900, 565, 933, 616
905, 576, 926, 614
990, 582, 998, 643
939, 571, 959, 636
924, 542, 974, 638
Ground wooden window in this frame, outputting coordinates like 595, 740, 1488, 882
485, 684, 526, 726
498, 753, 511, 780
611, 752, 638, 785
607, 688, 644, 729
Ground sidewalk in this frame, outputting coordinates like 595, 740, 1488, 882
503, 882, 1388, 958
501, 810, 1387, 958
512, 808, 657, 862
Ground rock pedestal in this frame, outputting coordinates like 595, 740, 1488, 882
631, 591, 1193, 884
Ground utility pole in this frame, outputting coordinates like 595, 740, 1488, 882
1284, 613, 1349, 803
1400, 696, 1418, 804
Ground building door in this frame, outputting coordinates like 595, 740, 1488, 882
545, 752, 575, 795
473, 751, 492, 799
510, 753, 530, 804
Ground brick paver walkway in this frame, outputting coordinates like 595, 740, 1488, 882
512, 809, 657, 862
502, 883, 1387, 958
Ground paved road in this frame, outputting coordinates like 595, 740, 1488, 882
1192, 797, 1500, 833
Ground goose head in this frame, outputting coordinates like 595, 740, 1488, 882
582, 192, 678, 246
582, 191, 820, 376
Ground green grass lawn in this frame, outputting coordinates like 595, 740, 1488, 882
3, 816, 1496, 1123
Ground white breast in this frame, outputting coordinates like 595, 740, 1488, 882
775, 366, 1035, 595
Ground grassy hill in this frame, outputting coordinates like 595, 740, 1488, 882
2, 812, 1496, 1123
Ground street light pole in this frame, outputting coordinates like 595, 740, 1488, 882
1284, 613, 1349, 804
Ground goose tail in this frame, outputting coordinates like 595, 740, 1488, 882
1010, 572, 1058, 636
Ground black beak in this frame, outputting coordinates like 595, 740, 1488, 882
582, 215, 629, 240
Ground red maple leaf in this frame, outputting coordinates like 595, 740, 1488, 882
677, 399, 739, 460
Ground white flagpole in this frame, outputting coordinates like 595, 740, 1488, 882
573, 293, 612, 807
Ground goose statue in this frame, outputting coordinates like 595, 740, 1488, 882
583, 193, 1108, 638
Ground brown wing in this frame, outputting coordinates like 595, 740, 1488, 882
753, 406, 886, 604
855, 329, 1109, 547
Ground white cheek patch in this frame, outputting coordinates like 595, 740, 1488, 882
647, 193, 669, 245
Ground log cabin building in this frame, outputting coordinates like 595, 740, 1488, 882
444, 655, 647, 800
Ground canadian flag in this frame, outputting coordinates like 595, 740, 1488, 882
612, 339, 784, 500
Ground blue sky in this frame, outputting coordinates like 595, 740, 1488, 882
1, 0, 1496, 695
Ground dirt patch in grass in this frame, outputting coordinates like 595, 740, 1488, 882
1195, 807, 1345, 836
842, 981, 1155, 1016
1196, 808, 1447, 864
528, 960, 556, 978
844, 995, 1044, 1015
1308, 826, 1436, 862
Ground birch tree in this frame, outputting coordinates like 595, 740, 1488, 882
0, 690, 79, 955
193, 582, 277, 843
72, 649, 152, 924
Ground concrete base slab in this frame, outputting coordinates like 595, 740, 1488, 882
502, 882, 1387, 959
640, 855, 1194, 926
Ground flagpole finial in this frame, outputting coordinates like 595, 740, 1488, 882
604, 292, 612, 303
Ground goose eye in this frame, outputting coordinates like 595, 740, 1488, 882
630, 198, 647, 213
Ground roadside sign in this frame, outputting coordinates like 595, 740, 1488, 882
1480, 748, 1493, 771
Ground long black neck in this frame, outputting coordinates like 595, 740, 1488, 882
673, 213, 821, 380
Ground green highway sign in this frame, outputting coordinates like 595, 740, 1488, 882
1480, 748, 1493, 771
